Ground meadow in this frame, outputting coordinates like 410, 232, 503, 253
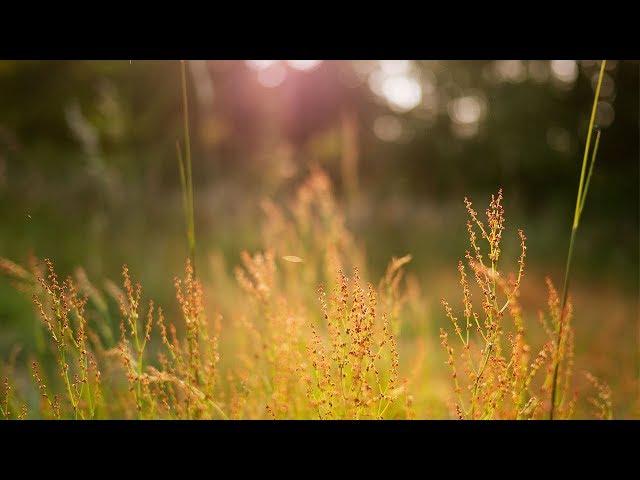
0, 60, 637, 419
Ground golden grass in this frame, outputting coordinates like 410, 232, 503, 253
0, 168, 614, 419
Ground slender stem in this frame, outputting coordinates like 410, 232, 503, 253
179, 60, 196, 275
176, 141, 191, 247
59, 348, 77, 418
84, 353, 95, 419
549, 59, 606, 419
470, 342, 492, 419
572, 61, 606, 230
579, 128, 601, 217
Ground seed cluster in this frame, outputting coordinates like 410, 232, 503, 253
440, 191, 585, 419
0, 170, 612, 419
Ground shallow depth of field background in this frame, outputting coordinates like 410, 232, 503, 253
0, 60, 637, 416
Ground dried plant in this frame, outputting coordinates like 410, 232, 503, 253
0, 167, 615, 420
306, 268, 406, 419
440, 190, 610, 419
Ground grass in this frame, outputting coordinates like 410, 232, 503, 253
0, 167, 617, 419
549, 59, 606, 419
0, 59, 625, 420
176, 60, 196, 275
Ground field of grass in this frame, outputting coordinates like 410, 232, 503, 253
0, 60, 637, 420
1, 168, 635, 419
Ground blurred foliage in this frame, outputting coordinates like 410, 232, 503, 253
1, 61, 637, 271
0, 59, 637, 341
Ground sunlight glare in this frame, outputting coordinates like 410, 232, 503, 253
245, 60, 279, 71
379, 60, 411, 75
257, 63, 287, 88
381, 75, 422, 112
286, 60, 322, 71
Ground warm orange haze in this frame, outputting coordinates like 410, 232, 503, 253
0, 60, 637, 419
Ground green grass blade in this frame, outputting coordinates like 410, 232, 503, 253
549, 59, 606, 419
176, 140, 190, 237
179, 60, 196, 274
578, 128, 601, 217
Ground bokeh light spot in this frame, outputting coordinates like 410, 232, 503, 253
379, 60, 411, 75
449, 96, 484, 125
373, 115, 403, 142
286, 60, 322, 71
245, 60, 278, 71
550, 60, 578, 84
596, 101, 615, 128
381, 75, 423, 112
547, 127, 572, 154
257, 63, 287, 88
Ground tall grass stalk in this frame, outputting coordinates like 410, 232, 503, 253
549, 59, 606, 419
177, 60, 197, 274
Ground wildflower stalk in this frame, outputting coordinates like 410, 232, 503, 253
470, 342, 492, 419
177, 60, 197, 275
549, 59, 606, 419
